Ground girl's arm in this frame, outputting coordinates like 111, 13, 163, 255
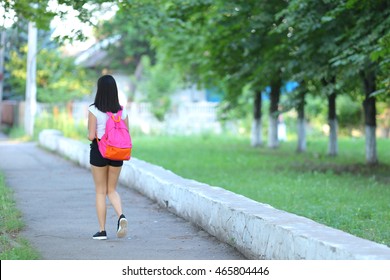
88, 112, 97, 141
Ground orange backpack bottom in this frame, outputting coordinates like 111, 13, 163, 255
103, 146, 131, 161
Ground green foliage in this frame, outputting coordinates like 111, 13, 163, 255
120, 1, 389, 145
7, 126, 31, 141
93, 9, 155, 73
218, 84, 253, 122
34, 109, 87, 141
377, 102, 390, 133
139, 56, 182, 121
5, 0, 389, 104
1, 0, 54, 30
371, 33, 390, 98
327, 0, 389, 72
304, 95, 327, 127
6, 47, 27, 99
36, 49, 93, 103
126, 0, 290, 100
217, 84, 255, 135
337, 95, 363, 134
5, 46, 93, 103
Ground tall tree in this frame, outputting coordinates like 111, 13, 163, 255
328, 0, 390, 165
276, 0, 343, 155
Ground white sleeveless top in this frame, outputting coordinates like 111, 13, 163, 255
88, 105, 128, 139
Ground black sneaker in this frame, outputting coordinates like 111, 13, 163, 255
93, 230, 107, 240
117, 214, 128, 238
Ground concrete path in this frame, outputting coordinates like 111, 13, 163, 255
0, 134, 245, 260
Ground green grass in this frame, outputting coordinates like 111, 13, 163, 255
0, 172, 41, 260
131, 134, 390, 247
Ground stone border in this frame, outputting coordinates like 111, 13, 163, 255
39, 129, 390, 260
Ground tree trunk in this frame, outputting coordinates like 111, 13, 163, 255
128, 57, 144, 102
0, 30, 5, 125
268, 78, 281, 148
251, 90, 262, 147
296, 90, 306, 153
24, 22, 38, 137
327, 91, 338, 156
362, 70, 378, 165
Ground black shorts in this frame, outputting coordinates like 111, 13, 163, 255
90, 139, 123, 167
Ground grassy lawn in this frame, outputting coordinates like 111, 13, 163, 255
0, 172, 41, 259
132, 134, 390, 247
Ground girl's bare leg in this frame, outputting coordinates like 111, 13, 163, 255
107, 165, 123, 217
91, 165, 109, 231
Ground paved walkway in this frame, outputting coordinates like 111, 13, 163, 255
0, 133, 245, 260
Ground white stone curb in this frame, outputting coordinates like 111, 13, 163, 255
38, 129, 390, 260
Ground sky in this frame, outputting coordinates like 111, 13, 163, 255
1, 1, 117, 54
0, 4, 16, 29
48, 1, 118, 54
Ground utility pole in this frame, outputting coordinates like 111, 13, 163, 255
0, 30, 5, 126
24, 21, 37, 136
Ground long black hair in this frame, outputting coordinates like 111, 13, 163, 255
91, 75, 122, 113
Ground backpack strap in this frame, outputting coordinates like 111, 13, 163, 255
95, 107, 124, 142
107, 109, 123, 122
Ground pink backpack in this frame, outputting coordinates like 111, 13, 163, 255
97, 109, 132, 161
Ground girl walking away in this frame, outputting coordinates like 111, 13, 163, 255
88, 75, 128, 240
